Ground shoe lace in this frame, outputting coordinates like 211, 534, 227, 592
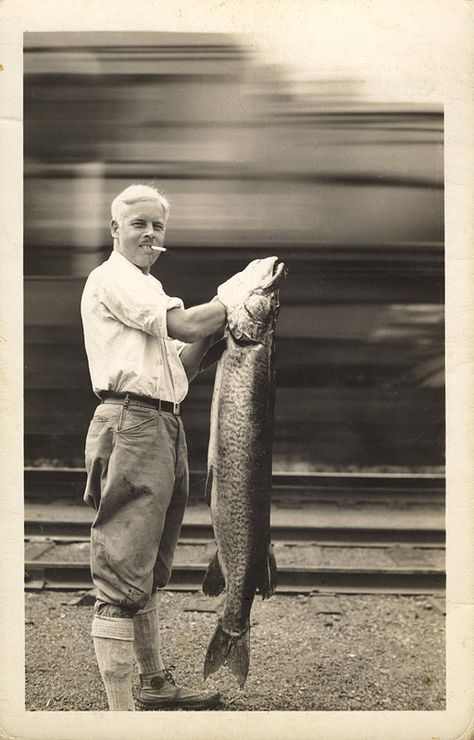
163, 666, 176, 686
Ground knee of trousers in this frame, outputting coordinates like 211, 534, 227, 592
94, 601, 139, 619
92, 567, 153, 613
134, 591, 158, 617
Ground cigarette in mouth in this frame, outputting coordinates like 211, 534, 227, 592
150, 246, 167, 252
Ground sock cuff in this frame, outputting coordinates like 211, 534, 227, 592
91, 614, 134, 641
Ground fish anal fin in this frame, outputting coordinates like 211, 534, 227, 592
202, 550, 225, 597
256, 543, 278, 600
204, 620, 250, 689
204, 466, 213, 507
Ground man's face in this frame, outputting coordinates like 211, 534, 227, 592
111, 200, 167, 274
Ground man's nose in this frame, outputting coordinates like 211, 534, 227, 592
144, 223, 154, 237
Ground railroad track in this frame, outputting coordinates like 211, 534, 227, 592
24, 467, 445, 505
24, 558, 445, 596
24, 519, 445, 548
24, 467, 446, 596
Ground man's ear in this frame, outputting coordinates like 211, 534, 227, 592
110, 219, 119, 239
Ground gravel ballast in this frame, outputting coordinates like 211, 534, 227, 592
25, 589, 445, 712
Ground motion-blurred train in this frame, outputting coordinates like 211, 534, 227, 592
24, 32, 444, 472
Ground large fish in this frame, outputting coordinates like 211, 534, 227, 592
202, 256, 286, 688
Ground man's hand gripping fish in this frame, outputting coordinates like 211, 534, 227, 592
201, 256, 287, 688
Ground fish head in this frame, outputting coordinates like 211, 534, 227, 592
228, 256, 287, 343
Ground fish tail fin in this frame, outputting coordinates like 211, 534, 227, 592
257, 543, 278, 600
202, 550, 225, 596
204, 620, 250, 688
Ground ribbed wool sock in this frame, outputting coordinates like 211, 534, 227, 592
91, 615, 135, 711
133, 592, 166, 677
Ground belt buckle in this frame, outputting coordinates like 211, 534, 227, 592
173, 401, 180, 415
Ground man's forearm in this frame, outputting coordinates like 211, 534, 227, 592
167, 301, 226, 344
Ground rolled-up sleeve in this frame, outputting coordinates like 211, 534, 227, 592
99, 271, 183, 338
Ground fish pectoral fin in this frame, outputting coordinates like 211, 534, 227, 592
204, 620, 250, 689
256, 544, 278, 600
199, 337, 227, 372
202, 550, 226, 597
204, 466, 213, 507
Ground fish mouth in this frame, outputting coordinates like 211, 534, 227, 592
261, 258, 287, 291
226, 256, 287, 343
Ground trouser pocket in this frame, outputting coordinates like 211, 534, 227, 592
116, 404, 157, 434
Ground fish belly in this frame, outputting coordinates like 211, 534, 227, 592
212, 338, 274, 628
203, 335, 277, 686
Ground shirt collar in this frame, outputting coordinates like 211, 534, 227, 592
109, 249, 150, 277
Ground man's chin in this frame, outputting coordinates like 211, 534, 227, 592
134, 255, 160, 273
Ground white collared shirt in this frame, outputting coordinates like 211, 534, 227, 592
80, 250, 189, 402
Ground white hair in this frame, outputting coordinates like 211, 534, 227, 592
111, 184, 170, 224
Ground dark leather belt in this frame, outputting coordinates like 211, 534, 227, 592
99, 391, 181, 416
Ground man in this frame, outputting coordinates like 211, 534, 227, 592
81, 183, 243, 711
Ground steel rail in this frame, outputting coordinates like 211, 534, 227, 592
24, 560, 445, 596
24, 466, 445, 504
24, 520, 446, 548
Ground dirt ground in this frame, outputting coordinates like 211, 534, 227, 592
25, 589, 445, 712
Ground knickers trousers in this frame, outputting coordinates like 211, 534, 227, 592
83, 401, 189, 612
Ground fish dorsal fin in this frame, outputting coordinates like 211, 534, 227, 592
204, 465, 214, 506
